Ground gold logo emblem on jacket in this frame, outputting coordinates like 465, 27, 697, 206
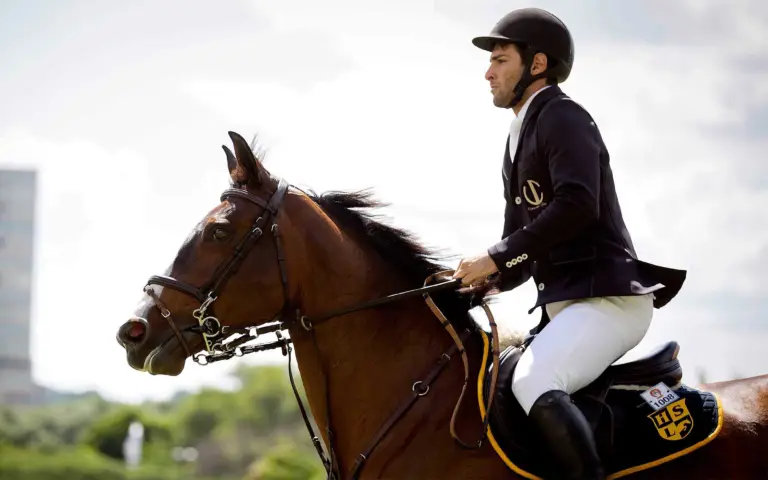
523, 180, 546, 210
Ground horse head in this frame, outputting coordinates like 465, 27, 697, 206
116, 131, 318, 375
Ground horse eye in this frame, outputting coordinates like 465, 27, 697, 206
212, 228, 229, 240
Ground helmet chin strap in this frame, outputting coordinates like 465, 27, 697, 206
504, 47, 548, 109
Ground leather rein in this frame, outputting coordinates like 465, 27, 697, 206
142, 177, 500, 479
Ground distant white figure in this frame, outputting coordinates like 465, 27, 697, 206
123, 420, 145, 470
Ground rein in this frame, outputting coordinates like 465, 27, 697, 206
142, 178, 500, 479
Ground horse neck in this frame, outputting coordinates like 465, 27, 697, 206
284, 201, 489, 476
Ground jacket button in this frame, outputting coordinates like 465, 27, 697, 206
515, 196, 522, 205
505, 261, 513, 268
538, 283, 545, 291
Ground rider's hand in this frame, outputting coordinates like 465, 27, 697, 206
452, 253, 499, 287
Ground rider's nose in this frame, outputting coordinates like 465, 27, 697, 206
117, 317, 149, 348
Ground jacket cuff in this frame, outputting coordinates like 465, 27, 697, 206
487, 241, 531, 292
488, 229, 536, 271
487, 241, 509, 270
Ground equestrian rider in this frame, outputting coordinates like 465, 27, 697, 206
452, 8, 687, 480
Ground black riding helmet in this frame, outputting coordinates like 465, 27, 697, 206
472, 8, 574, 108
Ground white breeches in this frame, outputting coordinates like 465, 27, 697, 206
511, 294, 654, 414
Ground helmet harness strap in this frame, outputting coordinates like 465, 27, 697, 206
505, 45, 549, 109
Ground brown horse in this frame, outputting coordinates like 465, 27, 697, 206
117, 131, 768, 479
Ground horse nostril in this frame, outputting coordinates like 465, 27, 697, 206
118, 318, 148, 346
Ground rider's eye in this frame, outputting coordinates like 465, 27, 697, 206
212, 228, 229, 240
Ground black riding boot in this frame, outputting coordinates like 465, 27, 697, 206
528, 390, 606, 480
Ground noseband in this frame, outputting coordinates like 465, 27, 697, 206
141, 176, 500, 480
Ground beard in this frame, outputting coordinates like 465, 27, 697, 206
492, 87, 515, 108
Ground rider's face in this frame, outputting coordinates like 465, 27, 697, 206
485, 43, 525, 108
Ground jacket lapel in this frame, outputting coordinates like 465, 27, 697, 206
508, 85, 564, 173
503, 85, 565, 195
505, 86, 564, 225
519, 85, 563, 137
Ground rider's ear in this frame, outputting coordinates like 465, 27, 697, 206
531, 52, 548, 76
225, 131, 264, 188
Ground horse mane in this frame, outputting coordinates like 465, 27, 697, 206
310, 189, 444, 278
304, 188, 480, 332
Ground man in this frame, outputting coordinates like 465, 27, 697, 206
452, 7, 687, 480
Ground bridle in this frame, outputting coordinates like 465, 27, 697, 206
144, 178, 294, 360
142, 176, 500, 480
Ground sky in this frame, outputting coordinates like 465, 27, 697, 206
0, 0, 766, 404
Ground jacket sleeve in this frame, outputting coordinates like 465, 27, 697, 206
488, 99, 601, 278
497, 197, 531, 291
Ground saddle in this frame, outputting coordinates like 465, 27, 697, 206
478, 332, 724, 479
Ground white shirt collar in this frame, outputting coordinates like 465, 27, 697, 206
509, 85, 551, 155
516, 84, 551, 123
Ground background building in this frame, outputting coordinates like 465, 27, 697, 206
0, 168, 39, 404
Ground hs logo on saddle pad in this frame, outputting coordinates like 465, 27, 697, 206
641, 382, 693, 441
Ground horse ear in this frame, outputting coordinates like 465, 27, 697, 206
222, 145, 237, 174
226, 131, 263, 187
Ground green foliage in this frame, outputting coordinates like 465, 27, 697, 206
234, 364, 302, 430
174, 387, 234, 445
81, 406, 173, 462
244, 444, 325, 480
0, 444, 173, 480
0, 363, 322, 479
0, 394, 114, 452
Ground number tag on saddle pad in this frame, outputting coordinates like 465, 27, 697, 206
640, 382, 680, 411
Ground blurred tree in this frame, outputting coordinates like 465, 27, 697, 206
81, 406, 172, 462
1, 363, 322, 479
244, 444, 325, 480
234, 364, 302, 431
174, 387, 235, 445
